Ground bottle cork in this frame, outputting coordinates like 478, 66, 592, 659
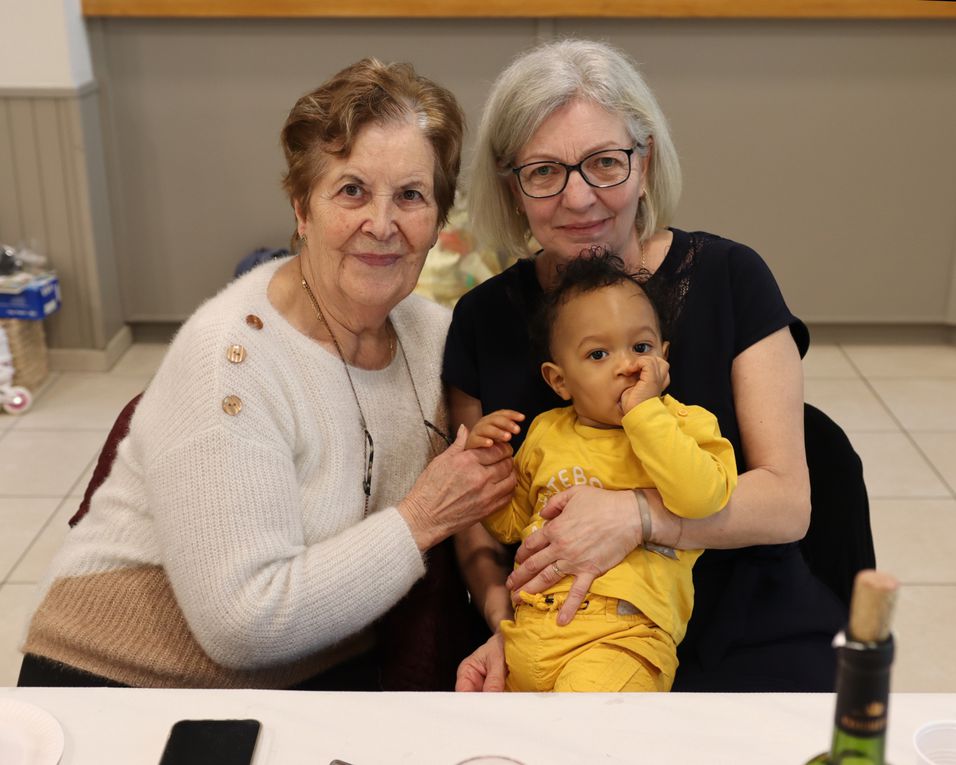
847, 569, 899, 643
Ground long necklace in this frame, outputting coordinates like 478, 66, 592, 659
298, 260, 448, 518
299, 260, 391, 517
395, 334, 452, 453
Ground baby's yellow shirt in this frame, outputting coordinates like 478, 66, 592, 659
484, 395, 737, 643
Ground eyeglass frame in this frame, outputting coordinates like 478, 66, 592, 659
510, 145, 640, 199
360, 419, 451, 513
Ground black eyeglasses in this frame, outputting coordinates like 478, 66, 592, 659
425, 419, 452, 450
512, 146, 638, 199
361, 419, 451, 515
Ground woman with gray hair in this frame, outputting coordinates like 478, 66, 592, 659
445, 39, 856, 692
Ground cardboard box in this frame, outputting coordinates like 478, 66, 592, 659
0, 274, 61, 320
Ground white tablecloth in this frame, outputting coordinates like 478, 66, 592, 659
2, 687, 955, 764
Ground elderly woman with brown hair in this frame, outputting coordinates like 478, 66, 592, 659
18, 58, 514, 690
447, 39, 865, 693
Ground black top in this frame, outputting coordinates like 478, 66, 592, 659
443, 228, 845, 691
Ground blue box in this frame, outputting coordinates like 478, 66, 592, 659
0, 274, 61, 320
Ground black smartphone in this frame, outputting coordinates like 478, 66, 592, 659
157, 719, 262, 765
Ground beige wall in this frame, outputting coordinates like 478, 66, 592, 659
86, 18, 956, 327
0, 0, 93, 88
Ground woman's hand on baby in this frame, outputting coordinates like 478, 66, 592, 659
464, 409, 525, 450
399, 425, 515, 550
620, 356, 670, 414
507, 485, 644, 625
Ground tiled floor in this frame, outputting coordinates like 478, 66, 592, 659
1, 341, 955, 690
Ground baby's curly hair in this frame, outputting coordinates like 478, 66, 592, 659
531, 247, 668, 363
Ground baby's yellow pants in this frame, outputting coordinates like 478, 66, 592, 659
501, 593, 677, 693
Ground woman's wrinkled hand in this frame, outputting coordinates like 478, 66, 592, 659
399, 425, 515, 551
455, 631, 506, 692
506, 485, 651, 625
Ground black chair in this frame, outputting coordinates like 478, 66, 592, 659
800, 403, 876, 608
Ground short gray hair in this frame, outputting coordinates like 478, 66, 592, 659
468, 39, 682, 261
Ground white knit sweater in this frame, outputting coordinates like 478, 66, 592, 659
25, 258, 452, 687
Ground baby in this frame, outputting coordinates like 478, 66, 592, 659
466, 251, 737, 692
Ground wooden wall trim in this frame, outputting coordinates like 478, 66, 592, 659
81, 0, 956, 20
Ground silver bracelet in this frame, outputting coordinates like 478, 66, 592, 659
633, 489, 679, 561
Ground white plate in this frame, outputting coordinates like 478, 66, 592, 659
0, 699, 65, 765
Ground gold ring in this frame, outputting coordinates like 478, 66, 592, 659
551, 562, 565, 579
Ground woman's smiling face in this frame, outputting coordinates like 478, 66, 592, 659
513, 98, 647, 265
296, 118, 440, 311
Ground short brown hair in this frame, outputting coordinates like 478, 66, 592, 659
281, 58, 465, 226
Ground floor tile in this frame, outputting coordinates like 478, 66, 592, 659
69, 460, 96, 499
911, 432, 956, 496
0, 430, 104, 496
868, 378, 956, 432
109, 343, 168, 378
0, 497, 62, 582
848, 432, 951, 499
1, 373, 60, 429
7, 372, 148, 432
0, 583, 40, 686
804, 379, 899, 432
891, 584, 956, 692
802, 345, 859, 379
10, 371, 149, 433
7, 499, 77, 584
870, 499, 956, 584
842, 344, 956, 378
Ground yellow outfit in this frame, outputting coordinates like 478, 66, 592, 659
484, 395, 737, 692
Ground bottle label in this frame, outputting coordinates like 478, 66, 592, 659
838, 704, 887, 735
833, 637, 893, 740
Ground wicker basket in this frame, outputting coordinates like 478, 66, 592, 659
0, 318, 49, 389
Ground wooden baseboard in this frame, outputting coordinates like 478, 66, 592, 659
807, 323, 956, 346
47, 325, 133, 373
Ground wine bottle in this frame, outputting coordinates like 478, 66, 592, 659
805, 569, 899, 765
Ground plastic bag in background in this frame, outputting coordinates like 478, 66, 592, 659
0, 244, 20, 276
0, 242, 51, 293
0, 241, 48, 276
234, 247, 290, 279
13, 241, 49, 273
